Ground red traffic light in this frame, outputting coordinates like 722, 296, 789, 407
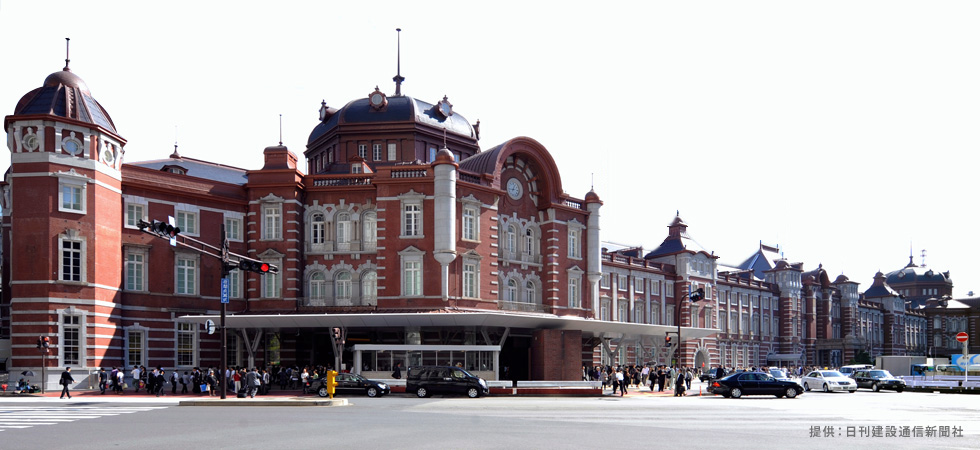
238, 260, 274, 273
151, 220, 180, 237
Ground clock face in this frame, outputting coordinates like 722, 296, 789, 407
370, 93, 384, 106
506, 178, 523, 200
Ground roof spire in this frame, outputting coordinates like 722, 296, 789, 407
392, 28, 405, 96
171, 125, 181, 158
63, 37, 71, 71
279, 114, 283, 146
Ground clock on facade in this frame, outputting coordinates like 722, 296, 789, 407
368, 87, 387, 110
506, 178, 523, 200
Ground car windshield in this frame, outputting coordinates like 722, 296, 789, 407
770, 369, 786, 377
869, 370, 891, 378
821, 371, 845, 378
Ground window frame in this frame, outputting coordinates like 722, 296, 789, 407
175, 253, 199, 296
125, 248, 147, 291
58, 180, 86, 214
262, 203, 282, 241
59, 236, 85, 283
176, 210, 198, 236
176, 322, 197, 368
125, 203, 145, 229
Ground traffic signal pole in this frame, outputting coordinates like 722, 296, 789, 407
219, 224, 228, 400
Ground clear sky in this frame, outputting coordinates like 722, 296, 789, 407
2, 1, 979, 297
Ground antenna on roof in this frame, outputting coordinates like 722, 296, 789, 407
279, 114, 283, 146
171, 125, 181, 159
64, 37, 71, 71
442, 128, 448, 149
393, 28, 405, 96
591, 173, 594, 190
921, 249, 927, 267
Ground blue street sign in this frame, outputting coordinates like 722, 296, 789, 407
221, 277, 230, 304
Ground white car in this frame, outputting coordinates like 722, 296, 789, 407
802, 370, 857, 393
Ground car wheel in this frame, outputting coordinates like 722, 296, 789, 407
721, 393, 731, 398
730, 387, 742, 399
896, 388, 904, 393
803, 382, 810, 391
849, 389, 856, 393
822, 383, 829, 393
317, 386, 328, 398
785, 387, 798, 399
872, 383, 879, 392
367, 387, 378, 397
415, 387, 428, 398
467, 387, 480, 398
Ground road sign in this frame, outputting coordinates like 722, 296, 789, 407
957, 332, 969, 343
205, 319, 216, 335
220, 277, 230, 304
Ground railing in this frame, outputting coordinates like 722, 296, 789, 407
390, 169, 427, 178
299, 296, 378, 308
458, 172, 483, 185
312, 175, 373, 187
499, 301, 546, 313
562, 199, 584, 210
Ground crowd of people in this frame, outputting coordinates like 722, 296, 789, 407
83, 364, 336, 397
583, 363, 820, 396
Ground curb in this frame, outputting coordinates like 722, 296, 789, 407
178, 397, 349, 407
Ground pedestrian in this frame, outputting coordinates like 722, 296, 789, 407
98, 367, 108, 394
685, 368, 692, 390
657, 366, 667, 392
392, 362, 402, 379
674, 368, 686, 397
616, 369, 627, 396
131, 366, 141, 392
245, 368, 260, 398
155, 370, 166, 397
59, 367, 74, 399
181, 371, 189, 394
171, 370, 179, 394
115, 368, 125, 394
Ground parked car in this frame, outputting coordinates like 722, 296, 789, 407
708, 372, 803, 399
850, 369, 906, 392
769, 369, 792, 382
700, 367, 727, 382
801, 370, 857, 393
406, 366, 489, 398
312, 373, 390, 398
838, 364, 874, 377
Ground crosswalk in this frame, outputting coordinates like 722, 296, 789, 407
0, 406, 168, 431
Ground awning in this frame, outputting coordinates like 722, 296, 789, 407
766, 353, 804, 362
178, 311, 719, 341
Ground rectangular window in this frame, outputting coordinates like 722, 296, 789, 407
617, 274, 627, 291
635, 278, 643, 293
176, 256, 197, 295
404, 260, 422, 296
719, 309, 727, 332
373, 143, 382, 161
263, 267, 282, 298
403, 204, 421, 237
388, 143, 397, 161
462, 207, 477, 241
177, 323, 195, 367
358, 144, 367, 159
665, 283, 674, 297
666, 305, 675, 326
63, 315, 81, 366
126, 203, 145, 228
225, 217, 242, 241
569, 278, 581, 308
600, 273, 610, 289
463, 261, 477, 298
62, 239, 82, 282
263, 204, 281, 240
177, 211, 197, 235
60, 183, 84, 212
228, 269, 242, 299
651, 281, 660, 295
127, 330, 144, 367
568, 228, 581, 258
126, 252, 145, 291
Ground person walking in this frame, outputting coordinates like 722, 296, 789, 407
98, 367, 108, 394
59, 367, 75, 399
656, 366, 667, 392
674, 368, 686, 397
685, 368, 692, 390
392, 362, 402, 379
245, 368, 260, 398
616, 369, 627, 396
171, 370, 179, 395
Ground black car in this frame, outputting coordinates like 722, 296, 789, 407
708, 372, 803, 399
850, 369, 906, 392
312, 373, 390, 398
700, 367, 725, 382
406, 366, 489, 398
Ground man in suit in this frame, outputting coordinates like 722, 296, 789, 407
245, 368, 260, 398
59, 367, 75, 399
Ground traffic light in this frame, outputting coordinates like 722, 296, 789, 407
150, 220, 180, 238
664, 335, 673, 347
36, 337, 42, 349
226, 258, 279, 274
690, 287, 705, 302
43, 336, 49, 348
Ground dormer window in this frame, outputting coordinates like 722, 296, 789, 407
351, 165, 361, 174
368, 87, 387, 110
435, 95, 453, 118
162, 165, 187, 175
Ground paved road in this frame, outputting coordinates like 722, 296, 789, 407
0, 387, 978, 449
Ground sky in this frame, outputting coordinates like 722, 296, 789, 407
2, 1, 979, 296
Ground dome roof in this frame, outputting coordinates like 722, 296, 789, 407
11, 68, 116, 133
307, 95, 476, 146
885, 264, 951, 285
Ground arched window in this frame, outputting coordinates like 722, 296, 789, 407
525, 281, 536, 304
507, 225, 517, 255
524, 229, 534, 255
309, 272, 326, 300
361, 271, 377, 304
506, 279, 517, 302
311, 213, 325, 245
336, 272, 352, 300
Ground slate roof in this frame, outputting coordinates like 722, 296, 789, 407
11, 69, 117, 133
127, 156, 248, 185
307, 95, 476, 145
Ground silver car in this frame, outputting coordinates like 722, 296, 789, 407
802, 370, 857, 393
